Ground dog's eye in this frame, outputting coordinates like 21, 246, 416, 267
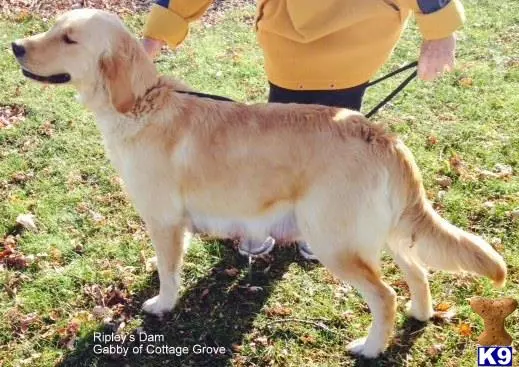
62, 34, 77, 44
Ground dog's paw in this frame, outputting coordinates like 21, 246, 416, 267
405, 301, 434, 322
142, 295, 174, 316
346, 337, 381, 359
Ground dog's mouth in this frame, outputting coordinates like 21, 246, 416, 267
22, 69, 71, 84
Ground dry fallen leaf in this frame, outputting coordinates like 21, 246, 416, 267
426, 344, 444, 357
426, 135, 438, 147
58, 320, 80, 350
201, 288, 210, 299
435, 302, 452, 312
89, 210, 105, 223
19, 313, 40, 334
458, 322, 472, 337
300, 335, 316, 344
247, 286, 263, 293
224, 267, 240, 277
0, 104, 26, 129
11, 172, 33, 184
254, 336, 268, 346
39, 121, 54, 137
105, 288, 128, 307
49, 247, 62, 263
265, 306, 292, 317
436, 176, 453, 189
16, 213, 37, 231
231, 343, 243, 353
495, 163, 512, 177
92, 306, 110, 320
3, 235, 17, 247
4, 252, 28, 270
458, 77, 473, 88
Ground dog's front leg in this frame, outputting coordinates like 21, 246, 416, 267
142, 222, 185, 316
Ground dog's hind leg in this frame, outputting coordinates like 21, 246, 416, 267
313, 248, 397, 358
142, 222, 186, 316
389, 247, 434, 321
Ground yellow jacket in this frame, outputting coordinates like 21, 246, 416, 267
144, 0, 465, 90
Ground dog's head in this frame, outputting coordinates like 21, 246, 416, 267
12, 9, 157, 113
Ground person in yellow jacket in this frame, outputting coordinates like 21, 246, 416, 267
142, 0, 464, 259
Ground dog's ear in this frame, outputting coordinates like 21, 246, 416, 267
99, 34, 137, 114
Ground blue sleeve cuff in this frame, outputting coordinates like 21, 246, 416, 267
155, 0, 170, 8
417, 0, 451, 14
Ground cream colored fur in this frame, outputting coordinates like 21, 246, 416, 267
14, 9, 507, 358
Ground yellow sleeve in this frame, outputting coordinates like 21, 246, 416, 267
143, 0, 214, 47
405, 0, 466, 40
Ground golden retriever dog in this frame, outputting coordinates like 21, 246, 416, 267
12, 9, 507, 358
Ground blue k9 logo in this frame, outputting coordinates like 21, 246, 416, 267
478, 347, 513, 366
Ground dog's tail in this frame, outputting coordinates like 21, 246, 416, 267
392, 141, 507, 287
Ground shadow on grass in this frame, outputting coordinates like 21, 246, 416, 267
57, 242, 434, 367
58, 243, 298, 367
352, 318, 428, 367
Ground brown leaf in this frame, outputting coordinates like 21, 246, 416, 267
49, 247, 62, 263
458, 77, 473, 88
58, 320, 81, 350
0, 244, 14, 260
300, 335, 316, 344
92, 306, 110, 319
264, 306, 292, 317
231, 343, 243, 353
105, 288, 127, 307
254, 336, 268, 346
435, 302, 451, 312
3, 235, 17, 247
4, 253, 28, 270
73, 244, 85, 254
458, 322, 472, 337
20, 313, 40, 334
449, 155, 464, 174
426, 344, 444, 357
201, 288, 210, 299
223, 267, 240, 277
426, 135, 438, 147
436, 176, 452, 189
0, 104, 26, 129
48, 309, 62, 322
11, 172, 33, 184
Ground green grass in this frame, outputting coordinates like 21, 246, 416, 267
1, 1, 518, 366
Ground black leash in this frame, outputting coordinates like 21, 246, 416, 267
176, 60, 419, 119
364, 61, 418, 118
176, 90, 235, 102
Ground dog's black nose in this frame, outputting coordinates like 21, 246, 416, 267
11, 42, 26, 58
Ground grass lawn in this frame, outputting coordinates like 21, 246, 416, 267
1, 1, 518, 366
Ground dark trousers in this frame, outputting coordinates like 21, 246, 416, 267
268, 82, 368, 111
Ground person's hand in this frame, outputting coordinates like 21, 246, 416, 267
418, 34, 456, 81
142, 38, 165, 59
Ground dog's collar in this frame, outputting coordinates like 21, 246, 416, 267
22, 69, 71, 84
